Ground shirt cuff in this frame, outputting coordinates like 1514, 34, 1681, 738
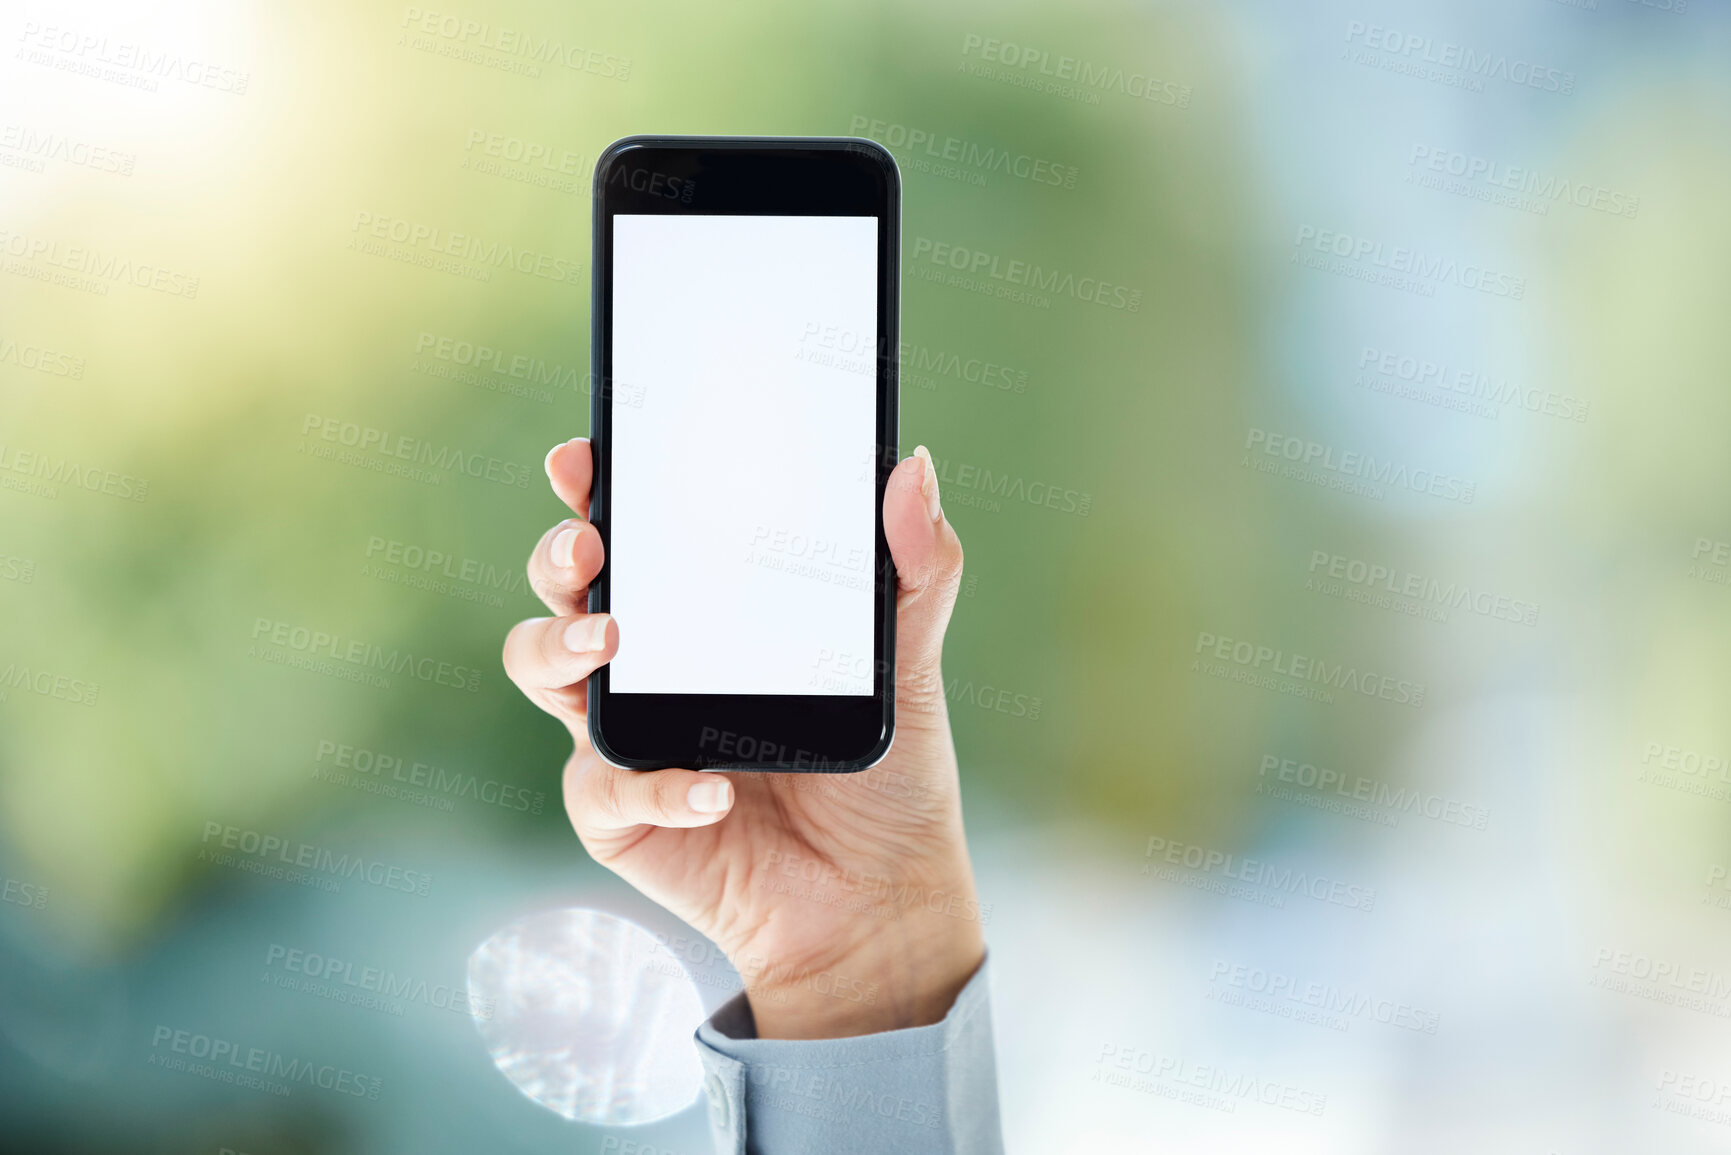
692, 958, 1002, 1155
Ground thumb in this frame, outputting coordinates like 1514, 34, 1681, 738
884, 446, 964, 713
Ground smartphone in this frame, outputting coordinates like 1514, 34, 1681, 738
586, 136, 900, 772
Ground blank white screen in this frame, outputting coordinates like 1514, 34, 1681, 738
608, 214, 878, 695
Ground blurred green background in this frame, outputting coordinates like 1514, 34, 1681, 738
3, 0, 1730, 1151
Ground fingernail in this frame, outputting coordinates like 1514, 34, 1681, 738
544, 442, 562, 479
688, 778, 732, 814
913, 445, 942, 523
564, 615, 610, 653
551, 526, 579, 569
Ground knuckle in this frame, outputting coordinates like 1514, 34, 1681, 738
561, 757, 591, 822
937, 533, 964, 582
501, 620, 536, 679
591, 765, 625, 820
539, 616, 568, 662
561, 754, 584, 800
904, 541, 964, 593
524, 540, 546, 582
898, 664, 948, 717
529, 574, 563, 605
650, 773, 682, 814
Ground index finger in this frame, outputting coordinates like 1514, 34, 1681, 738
544, 437, 593, 518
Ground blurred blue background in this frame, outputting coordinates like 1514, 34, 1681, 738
3, 0, 1730, 1151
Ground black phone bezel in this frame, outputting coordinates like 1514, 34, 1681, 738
586, 135, 899, 773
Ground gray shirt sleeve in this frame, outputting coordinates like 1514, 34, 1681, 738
692, 959, 1003, 1155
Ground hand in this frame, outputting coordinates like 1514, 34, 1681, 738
503, 438, 983, 1039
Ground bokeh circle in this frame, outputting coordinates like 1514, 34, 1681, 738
468, 907, 706, 1125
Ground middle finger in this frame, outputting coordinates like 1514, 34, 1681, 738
502, 612, 618, 710
528, 517, 605, 615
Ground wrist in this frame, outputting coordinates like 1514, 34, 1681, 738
742, 913, 985, 1040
